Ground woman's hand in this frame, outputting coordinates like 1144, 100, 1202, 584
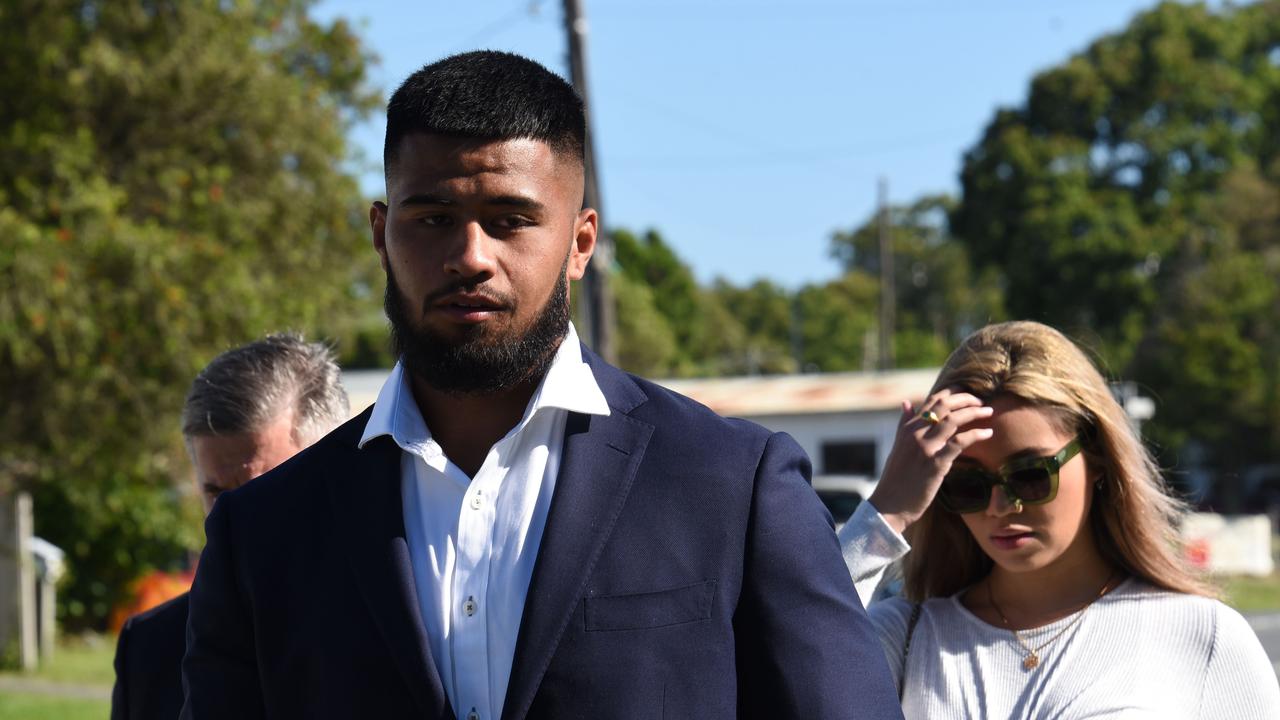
868, 389, 994, 534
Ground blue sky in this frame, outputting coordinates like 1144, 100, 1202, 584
314, 0, 1172, 289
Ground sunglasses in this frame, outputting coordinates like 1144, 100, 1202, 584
936, 437, 1082, 514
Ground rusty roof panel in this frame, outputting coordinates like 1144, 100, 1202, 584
656, 368, 940, 417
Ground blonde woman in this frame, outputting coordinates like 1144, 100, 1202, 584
840, 321, 1279, 718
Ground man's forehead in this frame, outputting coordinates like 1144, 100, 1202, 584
390, 134, 579, 180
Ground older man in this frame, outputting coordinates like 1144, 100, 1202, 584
111, 334, 348, 720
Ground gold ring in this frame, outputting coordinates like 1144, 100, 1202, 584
920, 410, 941, 425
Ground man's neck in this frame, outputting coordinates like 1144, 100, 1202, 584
403, 326, 574, 477
408, 373, 541, 479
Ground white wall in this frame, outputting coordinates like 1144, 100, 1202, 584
737, 409, 902, 479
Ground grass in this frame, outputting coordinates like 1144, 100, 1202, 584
1219, 572, 1280, 613
0, 634, 113, 720
1215, 535, 1280, 613
0, 692, 107, 720
19, 634, 116, 686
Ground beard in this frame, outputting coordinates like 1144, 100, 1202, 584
384, 259, 571, 396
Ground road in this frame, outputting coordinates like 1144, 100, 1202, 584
1247, 612, 1280, 680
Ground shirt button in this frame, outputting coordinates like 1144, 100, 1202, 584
463, 596, 477, 617
467, 710, 479, 720
470, 493, 483, 510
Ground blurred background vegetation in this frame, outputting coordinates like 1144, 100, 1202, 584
0, 0, 381, 631
0, 0, 1277, 636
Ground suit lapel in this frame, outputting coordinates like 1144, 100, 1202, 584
327, 418, 454, 720
501, 353, 654, 720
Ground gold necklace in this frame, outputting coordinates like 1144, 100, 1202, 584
986, 573, 1116, 671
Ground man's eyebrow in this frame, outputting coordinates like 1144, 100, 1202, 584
396, 194, 545, 211
488, 195, 545, 211
398, 193, 454, 208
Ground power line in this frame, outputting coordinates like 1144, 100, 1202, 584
602, 126, 972, 170
449, 1, 544, 53
589, 0, 1130, 22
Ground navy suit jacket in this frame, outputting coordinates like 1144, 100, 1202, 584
181, 348, 902, 719
113, 592, 189, 720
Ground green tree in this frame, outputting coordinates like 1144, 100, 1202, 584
1133, 165, 1280, 482
611, 270, 679, 377
950, 0, 1280, 474
830, 195, 1004, 368
613, 228, 746, 376
0, 0, 379, 629
793, 273, 879, 373
708, 279, 797, 375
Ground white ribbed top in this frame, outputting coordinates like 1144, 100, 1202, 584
839, 502, 1280, 719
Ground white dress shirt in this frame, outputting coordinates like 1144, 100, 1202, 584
359, 324, 610, 720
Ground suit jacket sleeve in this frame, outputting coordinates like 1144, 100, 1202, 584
111, 618, 131, 720
733, 432, 903, 719
181, 494, 266, 720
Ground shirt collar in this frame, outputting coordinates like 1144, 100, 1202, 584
358, 322, 610, 452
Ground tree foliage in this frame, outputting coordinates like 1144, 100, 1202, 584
830, 194, 1005, 368
0, 0, 378, 628
950, 0, 1280, 477
613, 228, 753, 376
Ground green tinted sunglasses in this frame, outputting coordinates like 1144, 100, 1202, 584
936, 437, 1082, 514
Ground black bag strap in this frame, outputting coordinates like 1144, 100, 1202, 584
898, 603, 922, 701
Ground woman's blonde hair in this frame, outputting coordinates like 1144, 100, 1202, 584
902, 320, 1213, 600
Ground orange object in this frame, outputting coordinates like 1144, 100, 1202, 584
1185, 538, 1211, 569
110, 569, 194, 633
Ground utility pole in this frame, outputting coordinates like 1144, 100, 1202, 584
877, 177, 895, 371
563, 0, 615, 362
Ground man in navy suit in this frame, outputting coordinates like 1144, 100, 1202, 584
112, 334, 349, 720
181, 51, 901, 720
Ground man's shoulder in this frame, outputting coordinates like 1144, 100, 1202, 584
591, 355, 774, 448
632, 373, 763, 429
119, 592, 188, 649
228, 407, 374, 499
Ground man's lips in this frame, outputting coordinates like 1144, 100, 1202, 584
432, 292, 507, 323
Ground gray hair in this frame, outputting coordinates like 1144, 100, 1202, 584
182, 333, 350, 446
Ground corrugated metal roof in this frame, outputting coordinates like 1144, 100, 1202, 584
342, 366, 943, 419
656, 367, 940, 417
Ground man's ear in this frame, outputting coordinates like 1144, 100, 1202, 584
370, 201, 390, 272
567, 208, 598, 281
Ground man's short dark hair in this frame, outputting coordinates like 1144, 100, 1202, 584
383, 50, 585, 174
182, 333, 349, 445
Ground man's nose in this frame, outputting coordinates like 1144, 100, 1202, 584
443, 221, 497, 282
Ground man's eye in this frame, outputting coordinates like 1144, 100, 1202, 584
494, 215, 534, 229
417, 214, 451, 227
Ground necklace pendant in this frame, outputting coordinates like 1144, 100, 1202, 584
1023, 653, 1040, 671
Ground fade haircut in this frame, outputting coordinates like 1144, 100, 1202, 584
383, 50, 586, 174
182, 334, 350, 447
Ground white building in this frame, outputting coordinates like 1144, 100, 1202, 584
658, 368, 939, 480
